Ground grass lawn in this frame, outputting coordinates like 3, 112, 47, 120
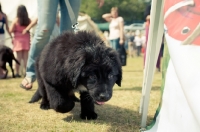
0, 56, 161, 132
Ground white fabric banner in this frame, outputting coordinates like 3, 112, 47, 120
144, 0, 200, 131
145, 34, 200, 132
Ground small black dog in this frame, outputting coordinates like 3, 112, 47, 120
29, 31, 122, 120
0, 45, 20, 79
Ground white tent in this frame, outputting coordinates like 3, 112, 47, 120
140, 0, 164, 128
1, 0, 38, 21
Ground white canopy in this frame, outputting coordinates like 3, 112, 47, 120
1, 0, 38, 22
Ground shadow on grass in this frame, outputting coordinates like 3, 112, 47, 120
61, 87, 159, 131
114, 86, 160, 91
0, 76, 13, 79
62, 103, 149, 131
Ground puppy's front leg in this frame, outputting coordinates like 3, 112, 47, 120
43, 81, 75, 113
80, 91, 97, 120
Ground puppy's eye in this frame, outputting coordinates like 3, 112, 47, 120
81, 72, 86, 77
89, 75, 96, 80
108, 74, 113, 79
109, 55, 115, 60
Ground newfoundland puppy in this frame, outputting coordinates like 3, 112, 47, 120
29, 31, 122, 120
0, 45, 20, 79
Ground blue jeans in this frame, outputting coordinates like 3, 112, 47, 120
109, 38, 120, 50
26, 0, 81, 82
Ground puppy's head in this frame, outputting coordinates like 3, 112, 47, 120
66, 31, 122, 104
79, 47, 122, 104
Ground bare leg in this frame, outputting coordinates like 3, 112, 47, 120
15, 51, 22, 75
22, 50, 29, 76
0, 68, 5, 78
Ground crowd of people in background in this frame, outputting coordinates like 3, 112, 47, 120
101, 6, 148, 62
0, 1, 161, 80
104, 29, 146, 58
0, 0, 104, 90
0, 4, 35, 79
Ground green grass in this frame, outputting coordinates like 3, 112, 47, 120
0, 57, 161, 132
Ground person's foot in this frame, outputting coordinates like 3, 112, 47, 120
15, 74, 21, 78
20, 77, 33, 90
0, 73, 6, 79
156, 68, 161, 72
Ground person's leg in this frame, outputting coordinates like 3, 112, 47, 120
21, 0, 59, 89
115, 38, 120, 51
0, 68, 5, 78
156, 53, 161, 72
109, 40, 114, 49
15, 51, 22, 76
138, 45, 142, 56
110, 38, 120, 50
0, 34, 5, 78
0, 52, 5, 77
128, 42, 132, 57
144, 25, 149, 67
137, 46, 141, 56
133, 43, 136, 58
59, 0, 81, 32
136, 46, 139, 56
22, 50, 29, 76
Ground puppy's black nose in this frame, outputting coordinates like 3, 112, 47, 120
99, 93, 109, 101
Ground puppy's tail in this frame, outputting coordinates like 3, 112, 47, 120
29, 89, 42, 103
6, 48, 20, 65
13, 56, 20, 65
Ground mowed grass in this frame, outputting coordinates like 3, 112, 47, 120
0, 56, 161, 132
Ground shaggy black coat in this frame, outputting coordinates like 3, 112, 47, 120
29, 31, 122, 120
0, 45, 20, 78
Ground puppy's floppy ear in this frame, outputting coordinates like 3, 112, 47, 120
66, 56, 85, 88
107, 47, 122, 87
116, 68, 122, 86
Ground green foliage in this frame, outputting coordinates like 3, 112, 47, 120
80, 0, 146, 23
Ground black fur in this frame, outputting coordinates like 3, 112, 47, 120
0, 45, 20, 79
29, 31, 122, 119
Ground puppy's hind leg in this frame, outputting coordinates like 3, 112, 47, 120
29, 87, 50, 110
40, 86, 50, 110
80, 91, 97, 120
30, 72, 50, 110
29, 72, 43, 103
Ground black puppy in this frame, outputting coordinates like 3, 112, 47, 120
29, 31, 122, 120
0, 45, 20, 79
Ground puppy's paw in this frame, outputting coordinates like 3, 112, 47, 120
53, 101, 75, 113
28, 100, 34, 103
80, 112, 98, 120
40, 103, 50, 110
72, 96, 80, 102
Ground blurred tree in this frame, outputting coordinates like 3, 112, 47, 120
80, 0, 146, 24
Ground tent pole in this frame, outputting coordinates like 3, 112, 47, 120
140, 0, 164, 129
